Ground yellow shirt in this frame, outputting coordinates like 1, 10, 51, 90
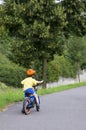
21, 77, 39, 91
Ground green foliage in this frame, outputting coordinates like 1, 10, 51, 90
62, 0, 86, 36
0, 0, 67, 88
0, 32, 12, 57
1, 0, 66, 66
66, 36, 86, 69
47, 55, 76, 82
8, 38, 34, 67
80, 36, 86, 69
64, 35, 86, 82
0, 0, 86, 88
0, 53, 26, 87
56, 55, 76, 78
47, 57, 60, 82
0, 29, 27, 87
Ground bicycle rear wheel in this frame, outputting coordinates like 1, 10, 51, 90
23, 98, 30, 115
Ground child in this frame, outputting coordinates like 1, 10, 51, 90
21, 69, 43, 108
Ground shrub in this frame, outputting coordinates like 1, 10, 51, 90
0, 53, 26, 87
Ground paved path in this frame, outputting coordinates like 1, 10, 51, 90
0, 86, 86, 130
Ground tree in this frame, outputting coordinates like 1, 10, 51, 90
60, 0, 86, 82
65, 36, 86, 82
1, 0, 67, 87
62, 0, 86, 36
47, 54, 76, 83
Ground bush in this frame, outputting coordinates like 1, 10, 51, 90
47, 55, 76, 82
0, 53, 26, 87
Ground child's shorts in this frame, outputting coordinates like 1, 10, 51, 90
24, 88, 35, 97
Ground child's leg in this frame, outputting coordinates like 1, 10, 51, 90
33, 93, 39, 105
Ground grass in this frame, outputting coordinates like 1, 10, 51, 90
38, 82, 86, 95
0, 87, 23, 110
0, 82, 86, 111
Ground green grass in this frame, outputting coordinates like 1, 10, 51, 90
0, 82, 86, 110
0, 87, 23, 110
38, 82, 86, 95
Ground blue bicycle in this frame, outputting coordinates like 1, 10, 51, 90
22, 85, 41, 115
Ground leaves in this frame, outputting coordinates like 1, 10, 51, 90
62, 0, 86, 36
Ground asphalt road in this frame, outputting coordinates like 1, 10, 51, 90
0, 86, 86, 130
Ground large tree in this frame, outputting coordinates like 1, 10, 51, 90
1, 0, 67, 87
61, 0, 86, 36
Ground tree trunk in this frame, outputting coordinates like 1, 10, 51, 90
77, 62, 80, 82
77, 71, 80, 82
42, 57, 47, 88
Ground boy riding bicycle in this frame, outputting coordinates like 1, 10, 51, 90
21, 69, 43, 108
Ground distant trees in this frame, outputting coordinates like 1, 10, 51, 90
47, 55, 75, 82
47, 35, 86, 83
65, 36, 86, 82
